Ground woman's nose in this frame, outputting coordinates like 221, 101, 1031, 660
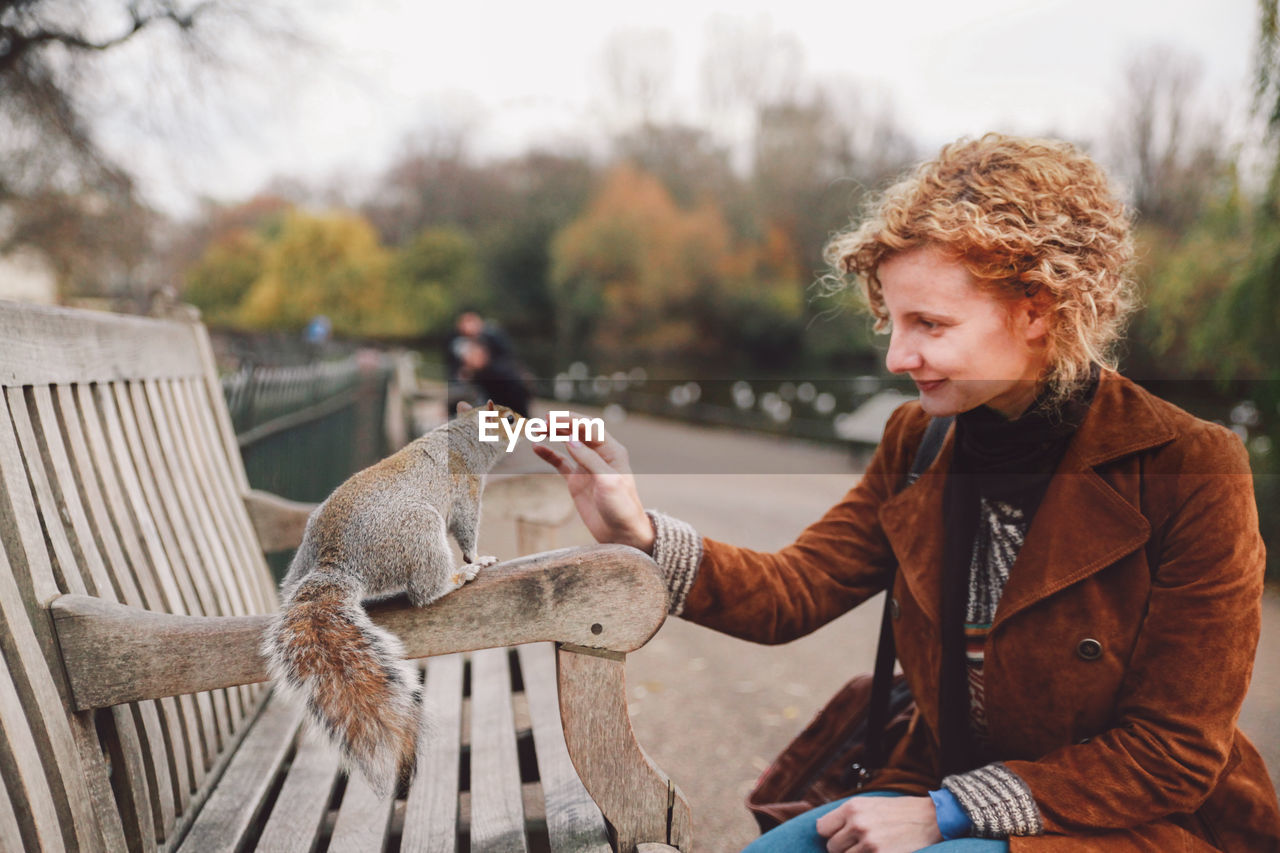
885, 328, 921, 374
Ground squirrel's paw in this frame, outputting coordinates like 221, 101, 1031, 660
470, 555, 498, 573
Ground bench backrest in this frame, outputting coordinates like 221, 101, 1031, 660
0, 301, 279, 851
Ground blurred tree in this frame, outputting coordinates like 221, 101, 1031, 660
612, 122, 738, 211
700, 15, 804, 130
237, 209, 401, 337
600, 28, 674, 129
182, 227, 267, 326
363, 125, 509, 246
390, 225, 482, 339
0, 0, 303, 304
168, 194, 291, 287
550, 164, 733, 365
477, 151, 595, 373
1108, 45, 1229, 232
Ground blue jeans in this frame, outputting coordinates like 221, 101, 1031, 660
742, 792, 1009, 852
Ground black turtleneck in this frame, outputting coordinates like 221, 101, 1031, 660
937, 365, 1100, 775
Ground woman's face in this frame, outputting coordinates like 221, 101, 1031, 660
878, 244, 1049, 419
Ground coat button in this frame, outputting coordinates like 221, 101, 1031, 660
890, 597, 901, 621
1076, 638, 1103, 661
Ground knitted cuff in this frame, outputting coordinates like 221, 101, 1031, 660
941, 763, 1044, 838
645, 510, 703, 616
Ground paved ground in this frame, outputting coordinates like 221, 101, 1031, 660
479, 404, 1280, 852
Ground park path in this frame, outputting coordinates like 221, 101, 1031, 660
480, 403, 1280, 852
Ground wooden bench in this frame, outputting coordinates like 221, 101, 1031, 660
0, 300, 691, 852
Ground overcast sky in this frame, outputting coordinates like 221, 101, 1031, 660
105, 0, 1260, 215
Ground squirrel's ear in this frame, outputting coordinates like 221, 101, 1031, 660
485, 399, 496, 411
456, 401, 473, 414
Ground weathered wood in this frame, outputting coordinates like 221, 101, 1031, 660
402, 654, 464, 853
51, 544, 667, 710
72, 381, 199, 812
108, 381, 225, 771
255, 731, 343, 853
243, 489, 318, 553
328, 766, 395, 853
144, 379, 253, 725
558, 648, 693, 852
0, 298, 204, 386
469, 646, 530, 853
0, 606, 68, 853
1, 299, 692, 853
517, 643, 611, 852
0, 767, 33, 853
0, 391, 123, 851
174, 694, 303, 853
177, 377, 276, 612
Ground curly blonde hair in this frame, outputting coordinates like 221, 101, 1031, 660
824, 133, 1138, 408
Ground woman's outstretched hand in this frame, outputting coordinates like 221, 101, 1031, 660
532, 419, 655, 554
814, 796, 944, 853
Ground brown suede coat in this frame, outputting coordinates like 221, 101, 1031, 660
682, 371, 1280, 851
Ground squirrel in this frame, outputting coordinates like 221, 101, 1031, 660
262, 399, 521, 796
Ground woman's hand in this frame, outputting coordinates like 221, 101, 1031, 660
532, 419, 655, 553
814, 796, 944, 853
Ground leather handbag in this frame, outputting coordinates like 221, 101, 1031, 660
745, 415, 953, 832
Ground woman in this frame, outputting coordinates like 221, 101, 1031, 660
533, 134, 1280, 852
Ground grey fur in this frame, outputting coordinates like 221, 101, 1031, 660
263, 403, 519, 794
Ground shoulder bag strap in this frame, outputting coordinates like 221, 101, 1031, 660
859, 414, 954, 779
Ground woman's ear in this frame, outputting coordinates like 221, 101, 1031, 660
1016, 296, 1050, 344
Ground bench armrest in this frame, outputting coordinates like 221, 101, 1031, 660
243, 489, 318, 553
50, 544, 666, 711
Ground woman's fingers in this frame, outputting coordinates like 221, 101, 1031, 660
562, 440, 619, 476
556, 411, 633, 474
533, 443, 572, 476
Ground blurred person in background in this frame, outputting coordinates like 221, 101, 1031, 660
445, 311, 531, 417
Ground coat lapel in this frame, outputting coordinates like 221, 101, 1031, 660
879, 432, 953, 626
878, 371, 1178, 632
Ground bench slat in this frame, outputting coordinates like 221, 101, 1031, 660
101, 703, 158, 851
39, 386, 187, 840
0, 589, 69, 853
0, 300, 205, 386
189, 325, 253, 495
328, 767, 395, 852
175, 693, 303, 853
77, 382, 201, 808
0, 760, 38, 853
106, 381, 226, 772
7, 388, 90, 598
172, 378, 276, 613
15, 386, 172, 849
402, 654, 464, 853
469, 647, 530, 853
255, 730, 343, 853
169, 381, 274, 717
141, 380, 254, 724
56, 383, 182, 833
0, 390, 125, 851
148, 381, 249, 622
192, 373, 280, 607
517, 644, 611, 852
127, 380, 234, 623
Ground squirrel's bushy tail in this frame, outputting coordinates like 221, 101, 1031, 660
263, 571, 421, 795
